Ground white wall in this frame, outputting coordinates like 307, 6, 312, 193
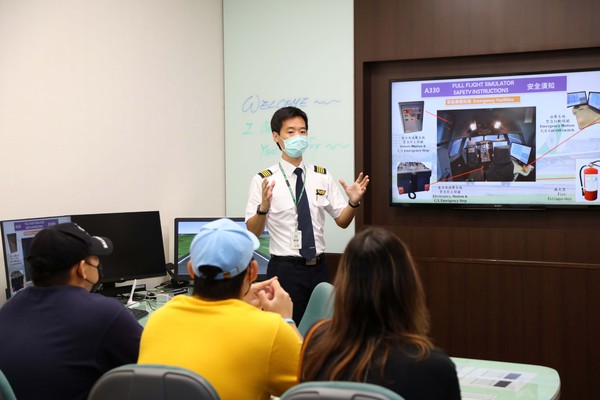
0, 0, 225, 303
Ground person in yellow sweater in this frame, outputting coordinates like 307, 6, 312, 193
138, 218, 301, 400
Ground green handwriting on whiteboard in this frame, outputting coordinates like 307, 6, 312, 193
241, 95, 342, 113
241, 121, 271, 135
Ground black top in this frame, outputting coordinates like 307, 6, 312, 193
302, 330, 461, 400
0, 285, 142, 400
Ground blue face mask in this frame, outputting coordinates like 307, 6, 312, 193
283, 135, 308, 158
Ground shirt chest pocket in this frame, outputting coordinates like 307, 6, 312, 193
309, 188, 330, 208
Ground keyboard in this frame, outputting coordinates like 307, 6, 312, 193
127, 307, 149, 320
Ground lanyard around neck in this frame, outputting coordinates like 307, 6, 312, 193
279, 162, 306, 207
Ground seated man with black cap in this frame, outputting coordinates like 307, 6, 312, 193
138, 218, 302, 400
0, 222, 143, 400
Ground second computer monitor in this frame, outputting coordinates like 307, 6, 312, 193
174, 217, 270, 282
587, 91, 600, 112
510, 143, 532, 165
567, 91, 588, 107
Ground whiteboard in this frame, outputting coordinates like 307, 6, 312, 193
223, 0, 355, 253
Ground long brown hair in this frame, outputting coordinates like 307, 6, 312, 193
300, 226, 433, 382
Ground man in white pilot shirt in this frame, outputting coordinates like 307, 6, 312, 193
246, 106, 369, 323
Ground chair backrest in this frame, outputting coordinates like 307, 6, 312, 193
0, 369, 17, 400
87, 364, 220, 400
280, 381, 405, 400
486, 145, 514, 181
297, 282, 334, 337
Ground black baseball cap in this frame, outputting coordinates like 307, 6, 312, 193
27, 222, 113, 272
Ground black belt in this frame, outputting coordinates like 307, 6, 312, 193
271, 254, 325, 266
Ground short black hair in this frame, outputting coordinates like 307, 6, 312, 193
270, 106, 309, 134
192, 265, 248, 300
29, 264, 72, 286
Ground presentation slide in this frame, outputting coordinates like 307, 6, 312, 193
390, 69, 600, 207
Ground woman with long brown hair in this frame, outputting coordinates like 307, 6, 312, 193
299, 226, 460, 399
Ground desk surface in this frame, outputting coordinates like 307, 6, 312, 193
129, 287, 190, 325
130, 298, 159, 326
453, 357, 560, 400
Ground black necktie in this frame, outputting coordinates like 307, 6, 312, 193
294, 168, 316, 260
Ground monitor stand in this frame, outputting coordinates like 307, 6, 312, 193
95, 282, 146, 297
155, 276, 190, 289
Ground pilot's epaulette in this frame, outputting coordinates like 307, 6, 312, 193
258, 169, 273, 178
314, 166, 327, 174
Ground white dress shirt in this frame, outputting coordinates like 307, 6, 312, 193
245, 158, 346, 256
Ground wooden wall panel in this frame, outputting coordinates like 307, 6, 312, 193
355, 0, 600, 62
419, 260, 600, 400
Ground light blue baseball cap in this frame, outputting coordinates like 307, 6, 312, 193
189, 218, 259, 279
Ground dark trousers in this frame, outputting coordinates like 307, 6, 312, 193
267, 256, 329, 324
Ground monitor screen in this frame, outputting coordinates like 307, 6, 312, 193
2, 211, 166, 298
507, 133, 523, 144
510, 143, 532, 165
174, 217, 270, 282
390, 68, 600, 208
588, 91, 600, 112
71, 211, 166, 286
567, 91, 588, 107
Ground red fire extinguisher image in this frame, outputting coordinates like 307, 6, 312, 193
579, 160, 600, 201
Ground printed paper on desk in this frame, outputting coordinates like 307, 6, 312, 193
460, 367, 536, 391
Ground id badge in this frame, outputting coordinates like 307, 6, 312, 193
290, 230, 302, 249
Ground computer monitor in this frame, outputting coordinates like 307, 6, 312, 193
567, 91, 587, 107
174, 217, 270, 282
71, 211, 166, 291
510, 143, 532, 165
588, 91, 600, 112
1, 211, 166, 299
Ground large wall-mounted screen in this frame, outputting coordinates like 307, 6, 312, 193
390, 69, 600, 207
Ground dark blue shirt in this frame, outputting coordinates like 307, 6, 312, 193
0, 285, 142, 400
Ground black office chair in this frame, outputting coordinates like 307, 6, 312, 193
87, 364, 220, 400
280, 381, 405, 400
486, 145, 514, 181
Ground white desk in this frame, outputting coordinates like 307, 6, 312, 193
453, 357, 560, 400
